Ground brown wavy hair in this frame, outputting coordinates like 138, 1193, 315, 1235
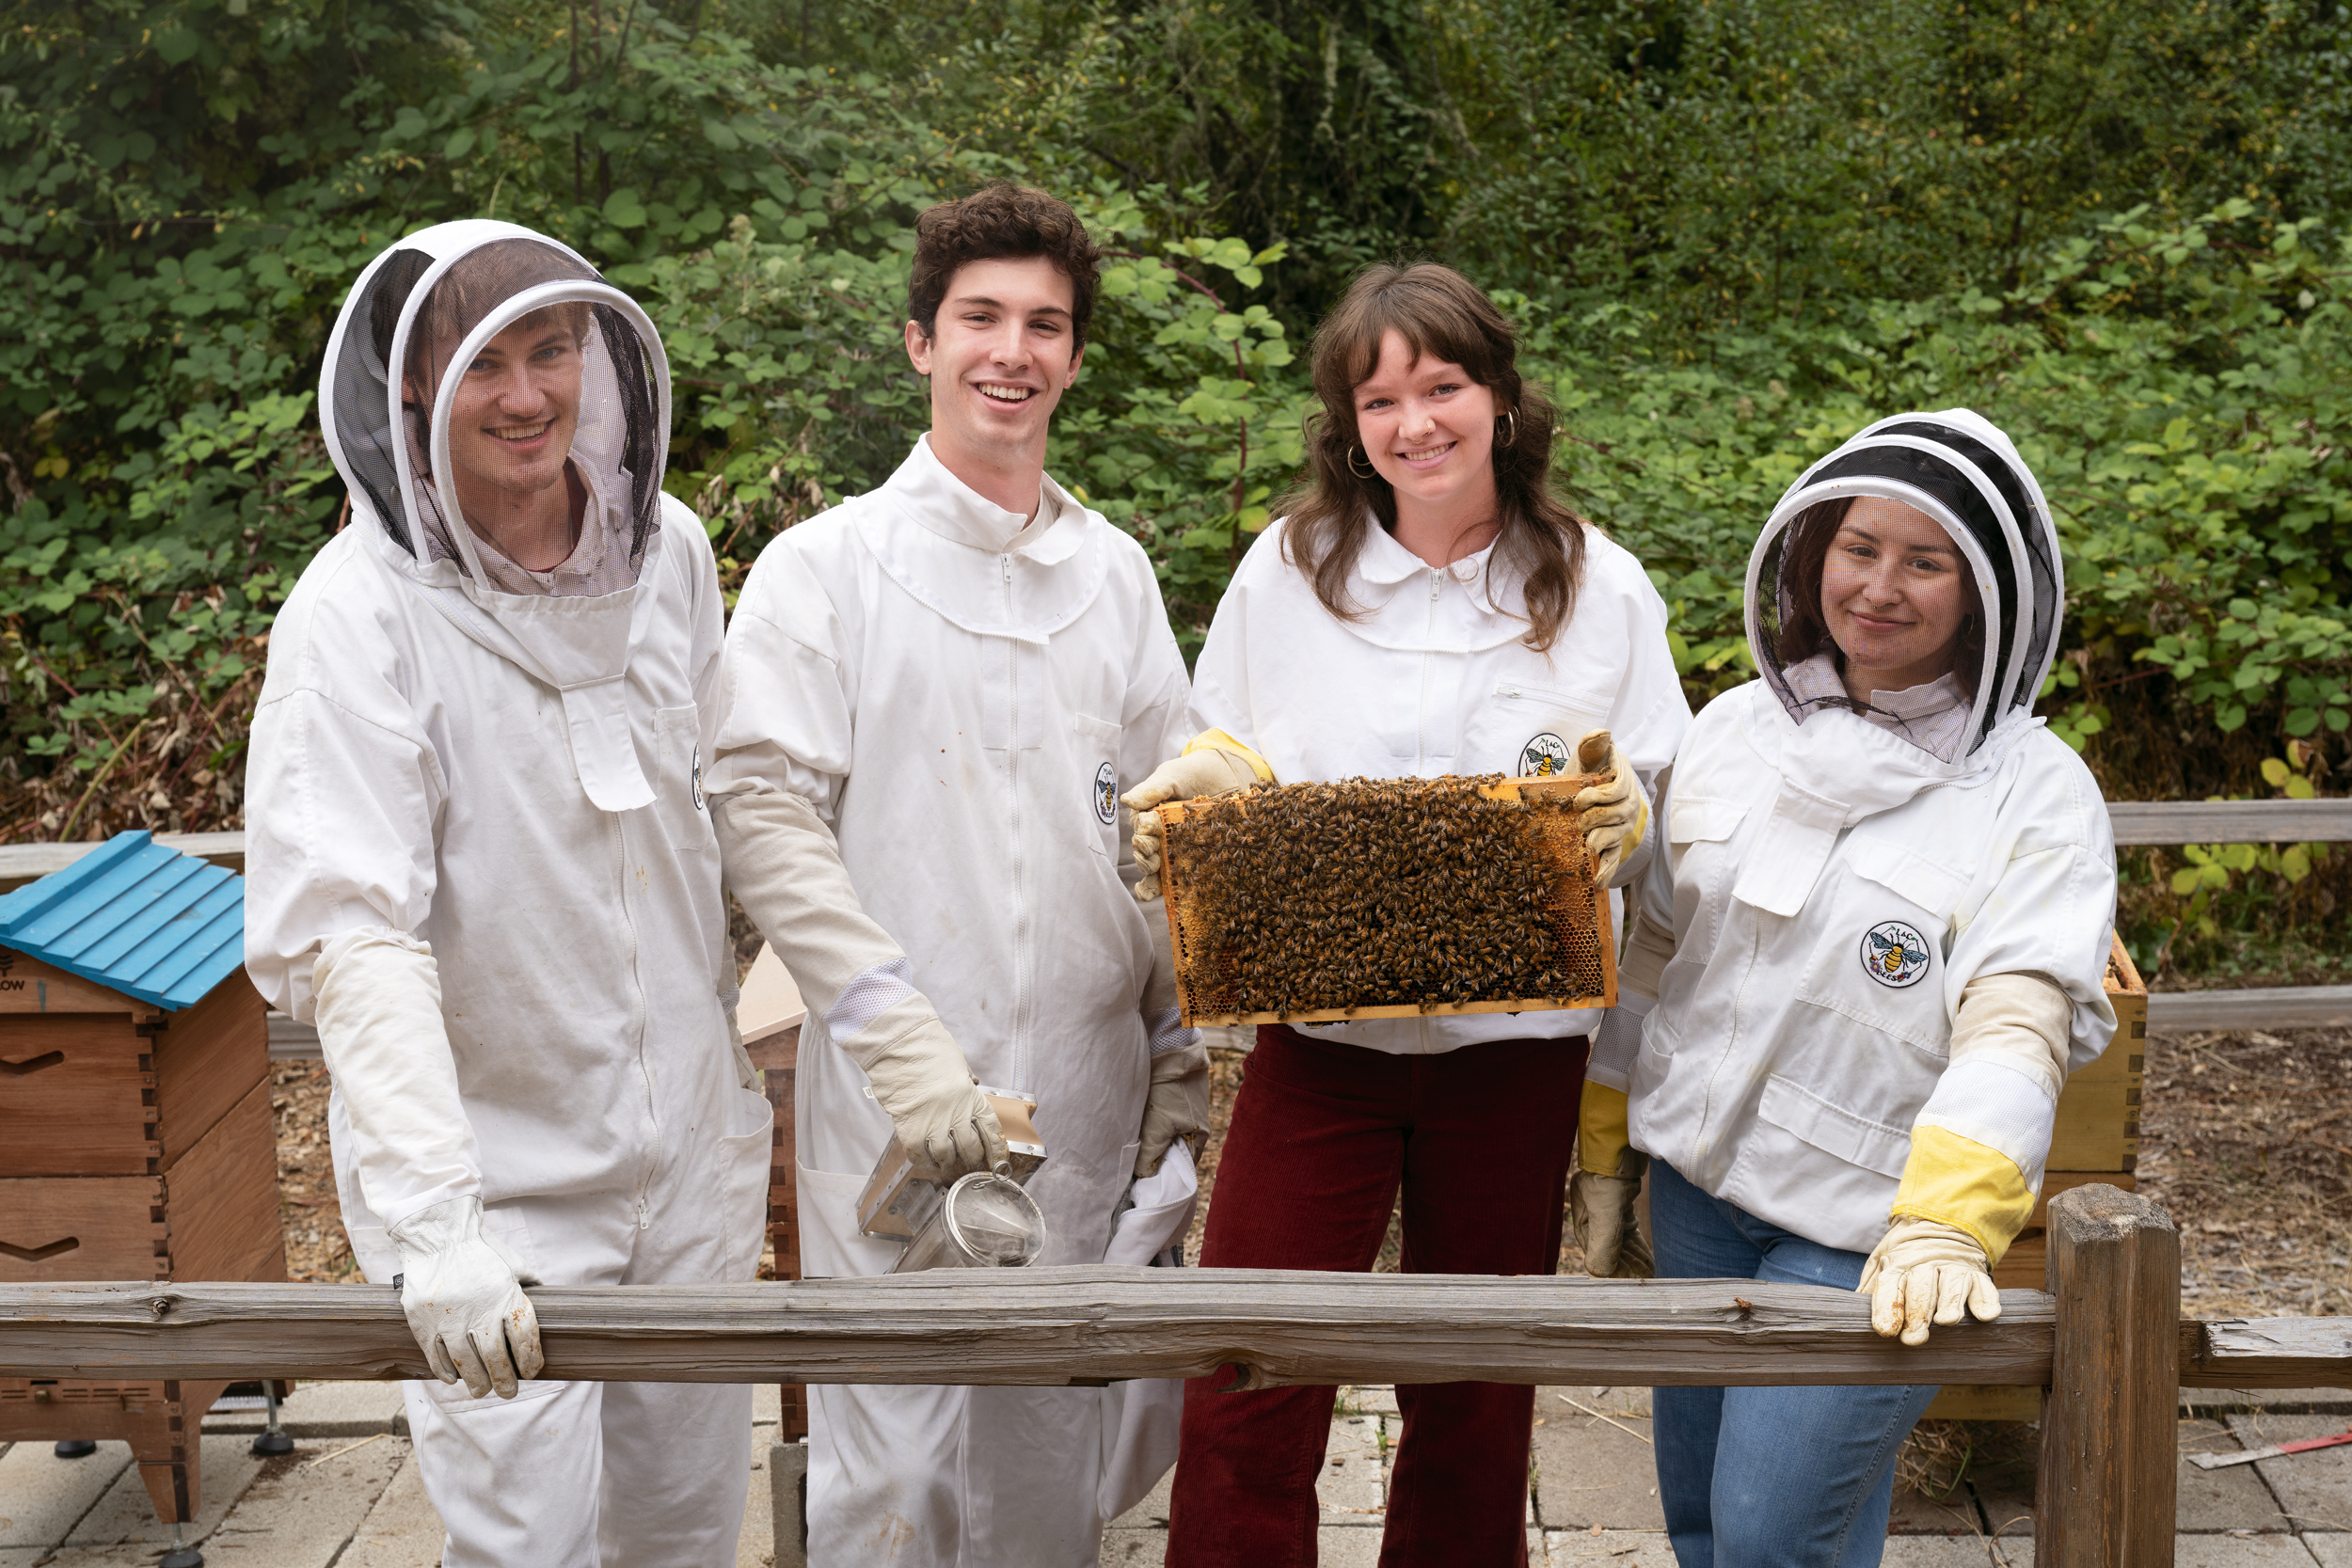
1280, 262, 1588, 651
908, 182, 1103, 352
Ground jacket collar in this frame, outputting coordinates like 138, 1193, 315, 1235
1351, 515, 1496, 587
891, 435, 1088, 565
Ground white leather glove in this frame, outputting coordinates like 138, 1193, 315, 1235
1136, 1039, 1212, 1177
310, 928, 479, 1236
1571, 729, 1647, 886
861, 1014, 1010, 1179
1121, 729, 1274, 901
389, 1196, 543, 1399
1570, 1168, 1654, 1279
713, 788, 1006, 1178
1860, 1216, 2002, 1346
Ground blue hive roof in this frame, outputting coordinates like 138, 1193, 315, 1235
0, 832, 246, 1011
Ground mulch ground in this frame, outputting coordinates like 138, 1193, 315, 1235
2137, 1022, 2352, 1319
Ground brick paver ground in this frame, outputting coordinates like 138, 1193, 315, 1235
4, 1380, 2345, 1565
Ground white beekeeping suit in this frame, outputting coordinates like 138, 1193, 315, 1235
1597, 408, 2116, 1269
245, 219, 773, 1568
704, 433, 1195, 1568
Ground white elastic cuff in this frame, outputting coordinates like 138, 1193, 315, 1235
1146, 1007, 1199, 1056
827, 957, 917, 1041
1587, 990, 1655, 1091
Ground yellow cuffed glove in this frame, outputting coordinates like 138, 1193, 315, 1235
1571, 730, 1648, 886
1121, 729, 1275, 902
1860, 1124, 2035, 1345
1570, 1081, 1653, 1279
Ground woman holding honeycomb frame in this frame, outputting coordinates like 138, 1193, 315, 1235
1578, 410, 2118, 1568
1124, 261, 1691, 1567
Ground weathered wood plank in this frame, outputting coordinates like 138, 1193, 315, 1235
2106, 799, 2352, 846
0, 832, 246, 895
2037, 1183, 2179, 1568
2182, 1317, 2352, 1390
0, 1270, 2058, 1388
2145, 987, 2352, 1032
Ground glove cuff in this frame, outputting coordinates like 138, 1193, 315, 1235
1890, 1124, 2035, 1263
1184, 728, 1275, 783
1578, 1082, 1642, 1178
388, 1194, 483, 1255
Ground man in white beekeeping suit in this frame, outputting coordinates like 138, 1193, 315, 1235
704, 182, 1212, 1566
244, 222, 774, 1566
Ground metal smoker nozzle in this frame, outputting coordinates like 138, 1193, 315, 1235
854, 1087, 1046, 1243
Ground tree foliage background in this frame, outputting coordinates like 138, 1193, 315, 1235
6, 0, 2352, 974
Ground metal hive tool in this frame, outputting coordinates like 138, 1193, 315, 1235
1155, 767, 1619, 1026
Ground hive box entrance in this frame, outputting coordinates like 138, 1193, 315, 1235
1155, 773, 1619, 1026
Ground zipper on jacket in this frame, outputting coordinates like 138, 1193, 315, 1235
1001, 552, 1032, 1091
613, 811, 660, 1232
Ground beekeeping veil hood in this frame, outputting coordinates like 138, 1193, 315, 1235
1725, 407, 2065, 917
319, 220, 672, 812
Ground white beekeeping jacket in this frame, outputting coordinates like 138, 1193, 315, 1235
1187, 515, 1691, 1053
244, 220, 768, 1275
1604, 408, 2119, 1254
705, 434, 1194, 1271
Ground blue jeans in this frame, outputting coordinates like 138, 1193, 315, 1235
1648, 1160, 1940, 1568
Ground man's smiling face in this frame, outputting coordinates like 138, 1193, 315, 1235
425, 308, 587, 509
905, 255, 1083, 481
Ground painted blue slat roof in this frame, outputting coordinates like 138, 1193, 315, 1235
0, 831, 248, 1010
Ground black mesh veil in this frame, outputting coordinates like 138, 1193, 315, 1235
1744, 409, 2064, 757
1872, 419, 2059, 718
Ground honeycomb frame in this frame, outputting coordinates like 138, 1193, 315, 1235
1156, 773, 1620, 1026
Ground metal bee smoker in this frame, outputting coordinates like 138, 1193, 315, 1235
854, 1089, 1051, 1273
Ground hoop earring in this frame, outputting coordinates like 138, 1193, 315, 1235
1347, 446, 1379, 480
1495, 409, 1518, 450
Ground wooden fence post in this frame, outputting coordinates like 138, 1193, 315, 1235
2038, 1182, 2179, 1568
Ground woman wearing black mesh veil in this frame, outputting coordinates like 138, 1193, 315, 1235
1573, 409, 2118, 1568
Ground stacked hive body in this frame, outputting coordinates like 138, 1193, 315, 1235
1156, 774, 1616, 1025
1923, 934, 2150, 1421
0, 832, 282, 1527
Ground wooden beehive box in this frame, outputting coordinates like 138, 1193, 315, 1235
1156, 773, 1617, 1025
1921, 933, 2147, 1421
0, 831, 282, 1525
738, 943, 811, 1443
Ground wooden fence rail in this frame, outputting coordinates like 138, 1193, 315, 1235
0, 1270, 2059, 1389
5, 1187, 2349, 1566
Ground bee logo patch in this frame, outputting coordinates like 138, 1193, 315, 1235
1094, 762, 1119, 826
1860, 921, 1931, 989
1521, 733, 1571, 777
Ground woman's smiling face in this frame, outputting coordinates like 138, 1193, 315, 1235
1819, 496, 1977, 692
1353, 329, 1499, 515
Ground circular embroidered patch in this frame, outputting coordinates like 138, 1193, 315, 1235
1859, 920, 1932, 989
1521, 732, 1570, 777
1094, 761, 1119, 826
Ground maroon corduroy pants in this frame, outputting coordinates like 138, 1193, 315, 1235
1166, 1023, 1589, 1568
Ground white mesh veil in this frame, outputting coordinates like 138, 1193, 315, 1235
324, 229, 665, 595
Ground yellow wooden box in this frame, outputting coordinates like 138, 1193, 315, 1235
1922, 934, 2146, 1421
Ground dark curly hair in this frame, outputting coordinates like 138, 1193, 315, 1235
907, 182, 1102, 351
1281, 261, 1588, 652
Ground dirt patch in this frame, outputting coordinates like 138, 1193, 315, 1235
2136, 1023, 2352, 1319
271, 1059, 360, 1283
